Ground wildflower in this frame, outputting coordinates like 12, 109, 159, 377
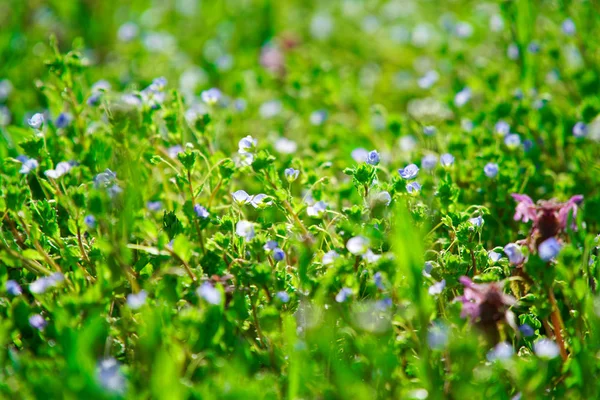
366, 150, 380, 165
55, 112, 72, 129
421, 154, 437, 170
351, 148, 369, 163
335, 287, 352, 303
273, 248, 285, 262
126, 290, 147, 310
455, 21, 473, 38
406, 181, 422, 195
504, 243, 525, 265
440, 153, 454, 168
0, 79, 13, 101
30, 273, 65, 294
454, 87, 471, 107
573, 121, 587, 137
285, 168, 300, 182
418, 70, 439, 89
249, 194, 272, 209
489, 14, 504, 32
235, 220, 255, 241
507, 43, 520, 60
232, 190, 251, 205
197, 282, 222, 305
274, 137, 297, 154
487, 342, 514, 362
29, 314, 47, 331
276, 291, 290, 303
97, 358, 126, 394
346, 236, 369, 255
92, 80, 111, 92
238, 135, 257, 153
538, 237, 561, 261
264, 240, 279, 251
87, 92, 103, 107
462, 118, 474, 132
428, 279, 446, 295
307, 201, 327, 217
372, 191, 391, 206
260, 43, 284, 75
147, 201, 162, 212
561, 19, 576, 36
469, 216, 483, 227
19, 157, 39, 175
527, 41, 540, 53
484, 163, 499, 178
398, 163, 419, 179
0, 106, 10, 126
108, 184, 123, 198
194, 204, 210, 218
118, 21, 139, 42
363, 249, 381, 264
488, 251, 502, 262
322, 250, 339, 265
519, 324, 534, 337
423, 125, 436, 136
427, 322, 449, 350
310, 110, 327, 125
259, 100, 282, 118
28, 113, 44, 130
201, 88, 222, 105
533, 338, 560, 359
167, 145, 184, 158
84, 215, 97, 229
423, 261, 434, 277
495, 120, 510, 136
511, 194, 536, 223
94, 169, 117, 188
504, 133, 521, 148
44, 161, 72, 179
373, 272, 385, 290
6, 280, 22, 296
455, 276, 516, 327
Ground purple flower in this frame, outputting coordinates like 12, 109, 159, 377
194, 204, 209, 218
398, 163, 419, 179
6, 280, 22, 296
147, 201, 162, 212
366, 150, 380, 165
511, 194, 537, 223
511, 193, 584, 238
29, 314, 47, 331
538, 237, 561, 261
455, 277, 516, 326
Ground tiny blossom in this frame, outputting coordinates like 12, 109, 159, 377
126, 290, 147, 310
236, 220, 255, 241
118, 21, 139, 42
398, 163, 419, 179
259, 100, 282, 118
84, 215, 96, 229
0, 79, 13, 101
406, 181, 422, 195
167, 145, 184, 158
87, 92, 102, 106
423, 261, 434, 277
489, 14, 504, 32
54, 112, 72, 129
147, 201, 162, 212
519, 324, 535, 337
197, 282, 222, 305
573, 121, 587, 138
561, 19, 575, 36
201, 88, 222, 105
504, 133, 521, 148
29, 314, 48, 331
97, 358, 126, 394
264, 241, 279, 251
538, 237, 561, 261
455, 21, 473, 38
487, 342, 514, 362
363, 249, 381, 264
285, 168, 300, 182
399, 135, 417, 152
462, 118, 474, 132
376, 298, 393, 310
0, 106, 11, 126
19, 157, 39, 175
454, 87, 471, 107
307, 201, 327, 218
484, 162, 499, 178
276, 291, 290, 303
495, 120, 510, 136
335, 287, 352, 303
346, 236, 369, 255
274, 137, 298, 154
366, 150, 380, 165
351, 148, 369, 163
372, 191, 391, 206
238, 135, 257, 153
250, 194, 272, 209
92, 80, 111, 92
260, 43, 284, 74
428, 279, 446, 295
322, 250, 339, 265
455, 277, 516, 326
504, 243, 525, 265
6, 280, 22, 296
30, 273, 65, 294
44, 161, 72, 179
423, 126, 436, 136
108, 184, 123, 198
507, 43, 520, 60
488, 251, 502, 262
440, 153, 454, 168
534, 338, 560, 359
194, 204, 209, 218
469, 216, 483, 227
94, 169, 117, 188
273, 248, 285, 262
418, 70, 439, 89
310, 110, 327, 125
373, 272, 385, 290
528, 41, 540, 53
427, 322, 449, 350
28, 113, 44, 130
421, 154, 437, 170
232, 190, 251, 205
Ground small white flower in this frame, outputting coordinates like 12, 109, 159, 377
274, 137, 297, 154
487, 342, 514, 361
238, 135, 257, 153
236, 220, 255, 241
28, 113, 44, 130
232, 190, 251, 205
322, 250, 339, 265
534, 338, 560, 359
126, 290, 147, 310
346, 236, 369, 255
307, 201, 327, 218
428, 279, 446, 295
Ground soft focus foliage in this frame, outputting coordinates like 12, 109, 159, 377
2, 0, 600, 399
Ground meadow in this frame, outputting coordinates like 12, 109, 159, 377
1, 0, 600, 399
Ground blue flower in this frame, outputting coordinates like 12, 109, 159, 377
285, 168, 300, 182
28, 113, 44, 129
94, 169, 117, 188
107, 184, 123, 198
507, 43, 520, 60
484, 162, 499, 178
29, 314, 47, 331
527, 41, 540, 53
495, 120, 510, 136
534, 338, 560, 359
307, 200, 327, 218
488, 251, 502, 262
232, 190, 251, 205
276, 291, 290, 303
487, 342, 514, 362
197, 282, 222, 305
97, 358, 126, 394
538, 237, 561, 261
406, 181, 422, 195
126, 290, 147, 310
469, 216, 483, 227
376, 297, 393, 310
423, 261, 434, 277
373, 271, 385, 290
147, 201, 162, 212
264, 241, 279, 251
19, 157, 39, 175
440, 153, 454, 168
418, 70, 439, 89
87, 92, 102, 107
194, 204, 210, 218
454, 87, 471, 107
504, 243, 525, 265
335, 287, 353, 303
201, 88, 222, 105
398, 163, 419, 179
421, 154, 437, 170
249, 193, 272, 209
519, 324, 534, 337
423, 125, 436, 136
6, 280, 22, 296
562, 18, 576, 36
573, 121, 587, 138
273, 248, 285, 262
30, 273, 65, 294
238, 135, 257, 153
346, 236, 369, 255
366, 150, 380, 165
84, 215, 96, 229
428, 279, 446, 295
55, 112, 72, 129
310, 110, 327, 125
322, 250, 339, 265
504, 133, 521, 149
427, 322, 448, 350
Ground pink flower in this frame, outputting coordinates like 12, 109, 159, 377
511, 194, 536, 223
455, 277, 516, 326
557, 195, 583, 230
260, 44, 285, 75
